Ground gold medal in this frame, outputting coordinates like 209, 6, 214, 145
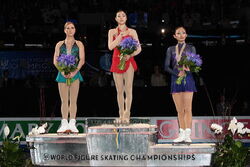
175, 43, 186, 63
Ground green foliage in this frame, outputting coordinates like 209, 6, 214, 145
0, 135, 33, 167
212, 134, 250, 167
178, 55, 202, 73
56, 63, 77, 75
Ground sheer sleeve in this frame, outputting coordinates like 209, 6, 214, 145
164, 47, 178, 76
191, 45, 196, 54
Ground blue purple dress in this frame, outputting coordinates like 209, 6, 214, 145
164, 43, 197, 93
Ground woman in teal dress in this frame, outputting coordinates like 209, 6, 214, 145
53, 21, 85, 134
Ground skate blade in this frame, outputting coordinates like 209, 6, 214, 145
57, 130, 71, 135
172, 142, 191, 146
69, 132, 79, 135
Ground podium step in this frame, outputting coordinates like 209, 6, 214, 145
87, 123, 157, 166
26, 133, 89, 166
26, 125, 216, 166
148, 143, 216, 166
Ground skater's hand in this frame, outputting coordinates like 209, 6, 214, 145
124, 54, 131, 61
183, 65, 190, 71
62, 72, 70, 78
69, 69, 78, 78
178, 70, 186, 77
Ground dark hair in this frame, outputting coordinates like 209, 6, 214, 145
173, 26, 186, 34
116, 10, 127, 17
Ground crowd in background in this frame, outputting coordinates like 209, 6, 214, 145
0, 0, 250, 48
0, 0, 250, 116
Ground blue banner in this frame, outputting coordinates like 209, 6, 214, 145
0, 50, 56, 79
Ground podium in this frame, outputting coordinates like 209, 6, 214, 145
26, 123, 216, 166
26, 134, 89, 166
86, 124, 157, 166
148, 143, 215, 166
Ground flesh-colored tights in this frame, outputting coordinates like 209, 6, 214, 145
113, 64, 134, 120
58, 79, 80, 119
172, 92, 193, 129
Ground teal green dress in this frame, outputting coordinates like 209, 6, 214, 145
55, 42, 84, 83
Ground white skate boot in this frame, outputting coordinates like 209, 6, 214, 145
173, 128, 185, 143
57, 119, 70, 134
68, 119, 79, 134
184, 128, 192, 143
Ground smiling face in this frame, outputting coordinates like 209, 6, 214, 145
64, 22, 76, 37
115, 11, 127, 25
173, 27, 187, 43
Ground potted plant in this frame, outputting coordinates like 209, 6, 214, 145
211, 117, 250, 167
0, 125, 33, 167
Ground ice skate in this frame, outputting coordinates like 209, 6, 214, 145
57, 119, 70, 135
68, 119, 79, 134
184, 128, 192, 144
172, 128, 186, 145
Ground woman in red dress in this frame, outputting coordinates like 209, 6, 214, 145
108, 10, 142, 124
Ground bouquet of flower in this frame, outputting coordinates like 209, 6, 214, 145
211, 117, 250, 167
56, 54, 78, 86
176, 52, 202, 85
117, 37, 139, 70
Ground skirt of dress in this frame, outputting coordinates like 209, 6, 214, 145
170, 71, 197, 93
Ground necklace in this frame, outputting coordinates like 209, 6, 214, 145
175, 43, 186, 62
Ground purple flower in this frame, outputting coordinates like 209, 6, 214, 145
117, 37, 139, 70
176, 52, 203, 85
57, 54, 76, 67
119, 37, 139, 51
186, 52, 203, 66
56, 54, 78, 86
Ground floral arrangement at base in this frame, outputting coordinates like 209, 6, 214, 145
28, 122, 48, 136
0, 125, 33, 167
211, 117, 250, 167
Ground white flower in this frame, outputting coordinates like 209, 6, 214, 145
243, 128, 250, 134
236, 122, 244, 134
3, 125, 10, 138
211, 117, 250, 137
28, 125, 39, 135
37, 122, 47, 134
28, 123, 47, 135
37, 126, 45, 134
237, 128, 246, 135
41, 122, 48, 129
228, 117, 238, 135
211, 123, 223, 134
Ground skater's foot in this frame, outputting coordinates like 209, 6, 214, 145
184, 128, 192, 143
122, 118, 130, 125
123, 111, 130, 125
173, 128, 185, 143
114, 117, 123, 124
68, 119, 79, 134
57, 119, 70, 134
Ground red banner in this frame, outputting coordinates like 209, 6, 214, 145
154, 116, 250, 143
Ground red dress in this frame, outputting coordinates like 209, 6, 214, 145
110, 28, 138, 73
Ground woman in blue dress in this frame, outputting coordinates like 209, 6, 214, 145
164, 26, 197, 143
53, 21, 85, 134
